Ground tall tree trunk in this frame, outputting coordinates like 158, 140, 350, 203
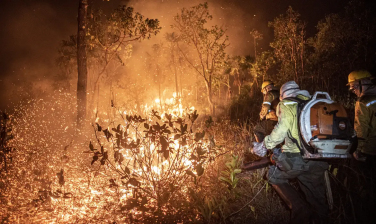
205, 75, 215, 116
172, 51, 179, 100
77, 0, 88, 127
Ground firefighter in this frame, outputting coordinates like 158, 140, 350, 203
347, 70, 376, 223
347, 70, 376, 160
253, 81, 329, 224
253, 80, 279, 142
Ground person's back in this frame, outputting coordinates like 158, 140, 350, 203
264, 94, 309, 154
254, 80, 279, 142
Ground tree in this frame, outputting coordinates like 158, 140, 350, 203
250, 29, 263, 60
165, 32, 180, 100
59, 5, 161, 120
225, 56, 253, 96
307, 0, 376, 97
77, 0, 88, 127
173, 2, 229, 115
269, 7, 307, 82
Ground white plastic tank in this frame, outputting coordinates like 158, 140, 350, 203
299, 92, 354, 159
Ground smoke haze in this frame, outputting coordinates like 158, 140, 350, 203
0, 0, 346, 111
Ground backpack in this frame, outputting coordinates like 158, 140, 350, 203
285, 92, 355, 159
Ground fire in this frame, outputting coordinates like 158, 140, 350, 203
1, 90, 225, 223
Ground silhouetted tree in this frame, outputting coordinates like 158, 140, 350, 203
173, 2, 229, 115
77, 0, 88, 127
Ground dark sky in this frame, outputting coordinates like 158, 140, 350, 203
0, 0, 349, 110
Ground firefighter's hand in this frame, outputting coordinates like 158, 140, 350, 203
259, 112, 265, 120
353, 150, 366, 162
251, 141, 267, 157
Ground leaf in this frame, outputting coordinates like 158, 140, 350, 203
127, 178, 140, 187
196, 146, 206, 156
189, 110, 199, 123
174, 134, 181, 140
219, 176, 231, 185
196, 163, 204, 176
89, 141, 94, 151
103, 129, 113, 141
180, 137, 187, 146
189, 154, 197, 161
144, 123, 149, 129
194, 131, 205, 142
96, 123, 102, 132
91, 154, 99, 165
185, 169, 196, 177
181, 124, 188, 134
109, 179, 118, 187
100, 151, 108, 165
124, 166, 130, 175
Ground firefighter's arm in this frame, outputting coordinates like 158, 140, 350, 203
259, 93, 273, 119
354, 101, 370, 153
259, 104, 270, 120
263, 103, 289, 149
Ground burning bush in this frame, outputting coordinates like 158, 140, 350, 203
0, 91, 290, 224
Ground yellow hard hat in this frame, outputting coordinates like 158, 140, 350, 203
347, 70, 372, 85
261, 80, 273, 92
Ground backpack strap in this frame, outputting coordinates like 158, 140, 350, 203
283, 97, 312, 156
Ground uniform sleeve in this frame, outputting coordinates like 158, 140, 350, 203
264, 103, 290, 149
354, 101, 370, 152
260, 92, 273, 119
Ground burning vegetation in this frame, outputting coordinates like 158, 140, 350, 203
2, 0, 376, 223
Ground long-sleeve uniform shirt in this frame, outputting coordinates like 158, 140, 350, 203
264, 95, 309, 153
355, 94, 376, 155
260, 89, 279, 120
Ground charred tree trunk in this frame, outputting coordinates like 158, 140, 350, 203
77, 0, 88, 127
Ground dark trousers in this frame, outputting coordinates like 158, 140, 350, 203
349, 154, 376, 223
268, 154, 329, 222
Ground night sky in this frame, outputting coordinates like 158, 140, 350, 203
0, 0, 349, 110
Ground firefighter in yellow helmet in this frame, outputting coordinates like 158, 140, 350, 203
347, 70, 376, 223
253, 80, 279, 142
348, 70, 376, 159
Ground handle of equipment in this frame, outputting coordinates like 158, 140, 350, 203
311, 91, 332, 101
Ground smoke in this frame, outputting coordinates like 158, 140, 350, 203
0, 0, 347, 111
0, 0, 77, 111
124, 0, 262, 56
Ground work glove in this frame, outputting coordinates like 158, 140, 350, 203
353, 150, 366, 162
259, 109, 267, 120
251, 141, 267, 157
